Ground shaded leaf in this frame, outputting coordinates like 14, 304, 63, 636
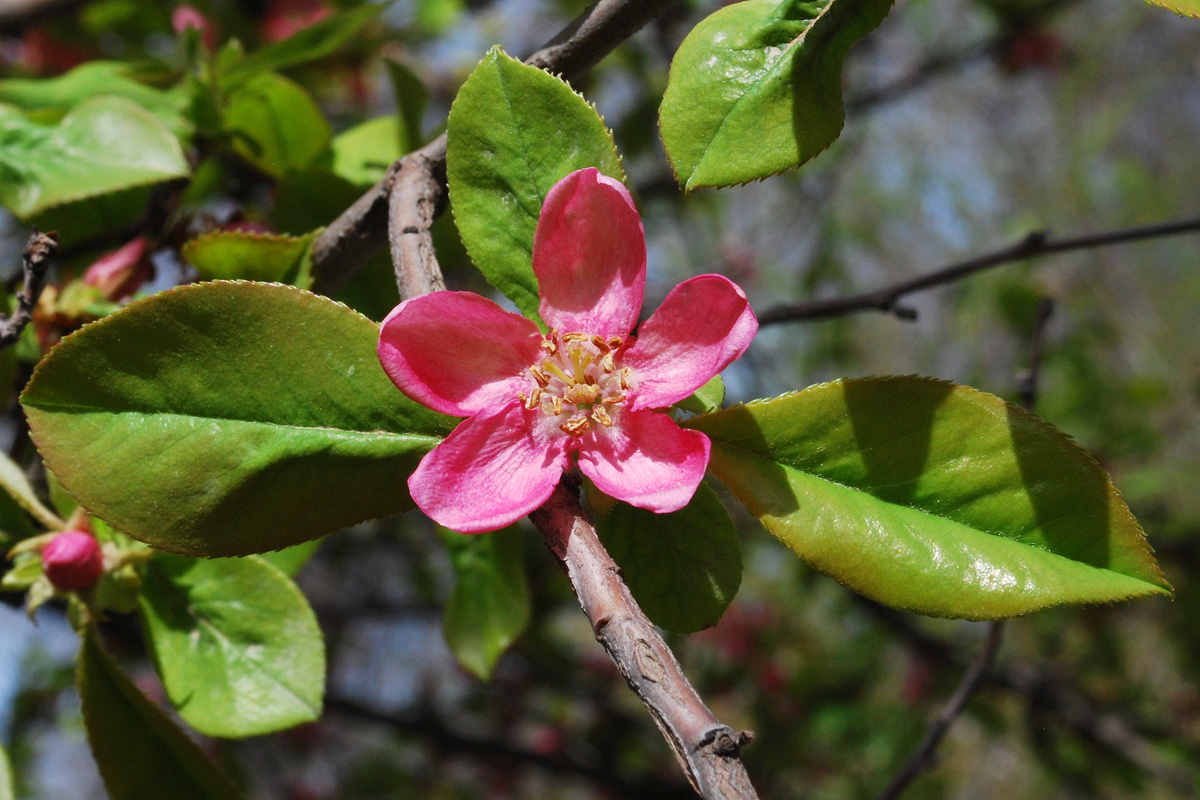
78, 625, 243, 800
222, 5, 383, 88
384, 59, 430, 151
183, 230, 318, 288
23, 281, 455, 557
223, 73, 330, 179
597, 483, 741, 633
0, 97, 188, 219
260, 539, 322, 576
660, 0, 893, 189
139, 554, 324, 737
676, 374, 725, 415
687, 377, 1169, 619
446, 47, 624, 322
329, 116, 404, 187
441, 527, 530, 679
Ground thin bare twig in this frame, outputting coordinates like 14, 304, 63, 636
1016, 297, 1054, 411
530, 481, 759, 800
759, 215, 1200, 326
311, 0, 680, 294
877, 621, 1005, 800
0, 230, 57, 350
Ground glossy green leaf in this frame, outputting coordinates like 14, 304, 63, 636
0, 97, 188, 219
441, 527, 530, 680
596, 484, 741, 633
660, 0, 893, 189
223, 73, 331, 179
139, 554, 324, 737
687, 377, 1169, 619
183, 230, 318, 288
0, 61, 192, 137
222, 5, 383, 88
78, 625, 244, 800
329, 116, 404, 187
446, 47, 625, 322
0, 449, 62, 530
676, 374, 726, 415
22, 281, 455, 557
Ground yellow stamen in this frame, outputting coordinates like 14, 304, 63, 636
564, 383, 600, 405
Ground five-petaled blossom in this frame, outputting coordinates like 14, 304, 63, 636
377, 168, 758, 533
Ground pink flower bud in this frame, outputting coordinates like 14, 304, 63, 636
41, 531, 104, 591
84, 237, 154, 301
172, 6, 217, 51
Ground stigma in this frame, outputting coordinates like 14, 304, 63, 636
517, 329, 632, 437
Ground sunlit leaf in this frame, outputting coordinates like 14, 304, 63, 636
223, 73, 330, 179
660, 0, 893, 189
139, 554, 324, 737
447, 47, 624, 322
183, 230, 318, 288
0, 97, 188, 219
688, 377, 1170, 619
23, 281, 455, 557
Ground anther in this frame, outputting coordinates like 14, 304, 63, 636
600, 353, 615, 372
620, 367, 632, 390
591, 406, 613, 427
607, 336, 624, 350
529, 365, 550, 388
590, 334, 610, 353
560, 416, 590, 437
549, 396, 563, 415
602, 394, 626, 405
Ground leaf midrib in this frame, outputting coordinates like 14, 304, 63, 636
684, 0, 843, 184
150, 562, 318, 719
25, 400, 446, 442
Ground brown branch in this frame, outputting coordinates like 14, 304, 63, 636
0, 230, 58, 350
759, 215, 1200, 326
310, 0, 680, 294
530, 481, 759, 800
388, 142, 449, 299
876, 621, 1005, 800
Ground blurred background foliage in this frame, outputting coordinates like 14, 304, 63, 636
0, 0, 1198, 797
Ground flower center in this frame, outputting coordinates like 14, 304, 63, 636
518, 330, 632, 437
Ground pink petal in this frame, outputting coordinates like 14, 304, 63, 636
623, 275, 758, 411
533, 168, 646, 338
378, 292, 542, 417
578, 409, 710, 513
409, 403, 570, 533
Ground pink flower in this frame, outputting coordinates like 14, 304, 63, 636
172, 6, 218, 51
42, 531, 104, 591
377, 168, 757, 533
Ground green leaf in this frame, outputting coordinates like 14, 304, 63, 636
222, 73, 331, 179
660, 0, 893, 189
675, 374, 726, 415
183, 230, 318, 288
0, 741, 13, 800
139, 554, 324, 738
687, 377, 1170, 619
329, 116, 404, 187
446, 47, 625, 322
0, 61, 193, 138
259, 538, 322, 576
596, 484, 741, 634
384, 59, 430, 151
0, 97, 188, 219
222, 5, 383, 88
0, 449, 61, 531
441, 527, 530, 680
22, 281, 455, 557
1145, 0, 1198, 17
78, 625, 244, 800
